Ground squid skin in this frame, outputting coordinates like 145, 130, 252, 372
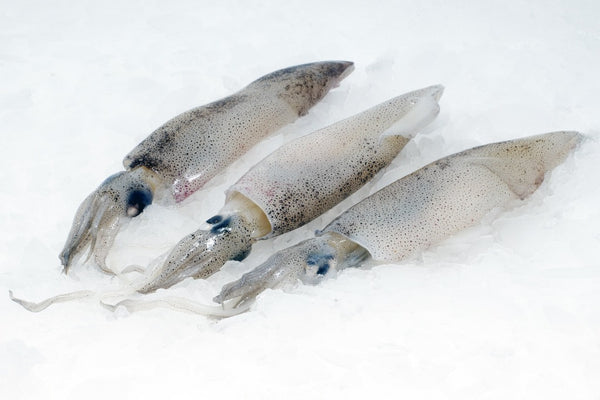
215, 131, 583, 307
60, 61, 354, 273
124, 61, 356, 202
138, 85, 445, 293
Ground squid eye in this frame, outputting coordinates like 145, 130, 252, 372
317, 262, 330, 275
206, 215, 223, 224
126, 188, 153, 217
306, 253, 334, 276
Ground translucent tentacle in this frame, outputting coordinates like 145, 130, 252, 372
9, 290, 95, 312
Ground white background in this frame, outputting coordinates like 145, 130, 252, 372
2, 0, 599, 398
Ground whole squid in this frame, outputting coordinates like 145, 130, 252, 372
60, 61, 354, 273
215, 131, 583, 308
137, 85, 445, 293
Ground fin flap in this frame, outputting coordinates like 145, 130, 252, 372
381, 86, 443, 139
470, 156, 545, 199
465, 132, 583, 199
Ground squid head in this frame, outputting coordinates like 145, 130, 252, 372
59, 167, 160, 273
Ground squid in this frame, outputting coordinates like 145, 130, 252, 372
59, 61, 355, 273
137, 85, 445, 293
214, 131, 583, 309
10, 84, 444, 313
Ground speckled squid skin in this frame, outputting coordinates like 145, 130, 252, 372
227, 85, 444, 237
322, 131, 583, 261
59, 61, 354, 272
215, 131, 582, 307
123, 61, 355, 202
137, 85, 444, 292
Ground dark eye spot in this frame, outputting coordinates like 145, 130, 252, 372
206, 215, 223, 224
126, 188, 153, 217
210, 217, 232, 234
316, 262, 330, 275
306, 253, 334, 275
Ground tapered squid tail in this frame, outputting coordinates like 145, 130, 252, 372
137, 214, 257, 293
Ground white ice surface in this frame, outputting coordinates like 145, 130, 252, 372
2, 0, 600, 399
